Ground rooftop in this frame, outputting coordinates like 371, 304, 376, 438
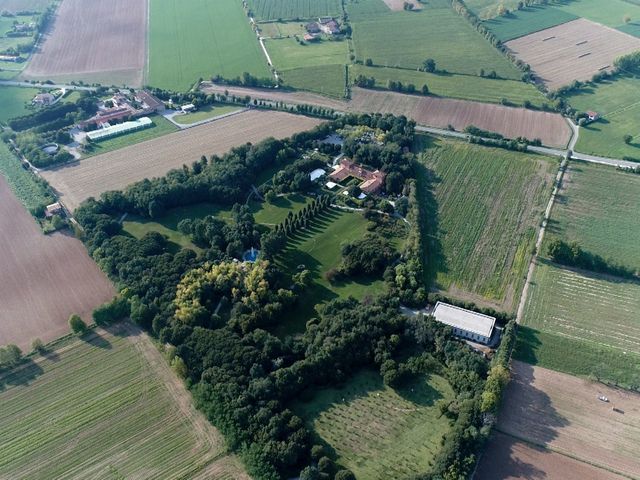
432, 302, 496, 338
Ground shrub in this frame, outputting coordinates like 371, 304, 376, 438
68, 314, 87, 335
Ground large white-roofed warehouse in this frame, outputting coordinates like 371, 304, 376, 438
86, 117, 153, 142
432, 302, 496, 345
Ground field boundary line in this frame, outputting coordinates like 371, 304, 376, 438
494, 430, 638, 480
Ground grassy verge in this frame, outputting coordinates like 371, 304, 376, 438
172, 104, 243, 125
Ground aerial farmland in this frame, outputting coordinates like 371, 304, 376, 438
1, 0, 639, 479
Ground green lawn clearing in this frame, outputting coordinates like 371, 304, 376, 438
417, 136, 555, 312
148, 0, 270, 91
0, 85, 40, 124
465, 0, 529, 19
247, 0, 342, 21
566, 75, 640, 160
280, 63, 347, 98
544, 160, 640, 272
258, 21, 307, 38
350, 65, 547, 106
517, 260, 640, 388
266, 37, 349, 70
0, 326, 243, 479
349, 0, 521, 79
483, 5, 578, 42
253, 194, 311, 225
556, 0, 640, 34
172, 104, 244, 125
294, 369, 454, 479
83, 115, 178, 157
0, 140, 54, 212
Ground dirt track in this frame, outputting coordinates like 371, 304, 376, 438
41, 110, 322, 212
202, 84, 572, 147
475, 432, 626, 480
506, 19, 640, 91
497, 361, 640, 479
23, 0, 147, 86
0, 177, 114, 351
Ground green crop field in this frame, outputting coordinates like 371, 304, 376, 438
0, 140, 54, 211
281, 64, 347, 98
173, 104, 243, 125
84, 116, 179, 157
0, 86, 39, 124
566, 75, 640, 159
483, 5, 578, 42
258, 21, 307, 38
557, 0, 640, 33
248, 0, 342, 21
516, 260, 640, 388
349, 0, 521, 79
417, 137, 555, 311
0, 327, 241, 479
294, 370, 454, 479
545, 161, 640, 272
465, 0, 526, 19
350, 65, 547, 106
266, 38, 349, 70
148, 0, 270, 91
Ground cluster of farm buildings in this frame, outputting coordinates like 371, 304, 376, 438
303, 17, 340, 41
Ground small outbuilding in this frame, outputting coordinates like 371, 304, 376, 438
45, 202, 64, 218
309, 168, 326, 181
181, 104, 196, 113
431, 302, 496, 345
586, 111, 600, 122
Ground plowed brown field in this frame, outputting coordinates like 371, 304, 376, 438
201, 84, 572, 147
23, 0, 147, 86
0, 177, 114, 352
476, 432, 626, 480
496, 361, 640, 479
506, 19, 640, 91
41, 110, 322, 212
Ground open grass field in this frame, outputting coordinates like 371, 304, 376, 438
0, 13, 38, 52
476, 432, 627, 480
495, 361, 640, 479
0, 324, 248, 479
0, 140, 54, 212
248, 0, 342, 21
267, 38, 348, 70
467, 0, 537, 19
350, 88, 572, 147
0, 176, 114, 352
0, 86, 39, 124
350, 0, 521, 79
276, 207, 392, 334
172, 104, 243, 125
83, 115, 179, 157
22, 0, 147, 87
280, 63, 346, 98
544, 161, 640, 272
417, 137, 555, 312
505, 19, 640, 91
484, 5, 579, 42
148, 0, 270, 91
557, 0, 640, 33
350, 65, 547, 106
520, 259, 640, 359
40, 110, 322, 212
294, 370, 454, 479
567, 75, 640, 159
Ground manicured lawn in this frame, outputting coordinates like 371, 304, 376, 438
349, 0, 521, 79
266, 37, 349, 70
173, 104, 243, 125
248, 0, 342, 21
350, 65, 547, 106
293, 369, 454, 479
417, 136, 555, 312
276, 207, 391, 334
516, 260, 640, 388
258, 20, 307, 38
0, 140, 54, 212
544, 161, 640, 272
83, 115, 179, 157
0, 327, 236, 479
148, 0, 270, 91
483, 5, 578, 42
0, 85, 40, 124
253, 194, 311, 225
566, 75, 640, 160
281, 63, 347, 98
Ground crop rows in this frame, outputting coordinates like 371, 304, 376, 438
249, 0, 341, 21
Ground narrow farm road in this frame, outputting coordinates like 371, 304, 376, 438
0, 80, 96, 91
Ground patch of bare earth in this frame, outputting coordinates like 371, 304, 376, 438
496, 361, 640, 479
475, 432, 626, 480
41, 110, 322, 212
505, 18, 640, 91
381, 0, 423, 11
22, 0, 147, 87
0, 177, 114, 352
200, 84, 572, 147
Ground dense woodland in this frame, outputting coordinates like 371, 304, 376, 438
73, 113, 512, 479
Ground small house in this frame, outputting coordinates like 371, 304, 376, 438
181, 104, 196, 113
32, 93, 55, 106
586, 111, 600, 122
306, 22, 321, 34
303, 33, 318, 42
45, 202, 64, 218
